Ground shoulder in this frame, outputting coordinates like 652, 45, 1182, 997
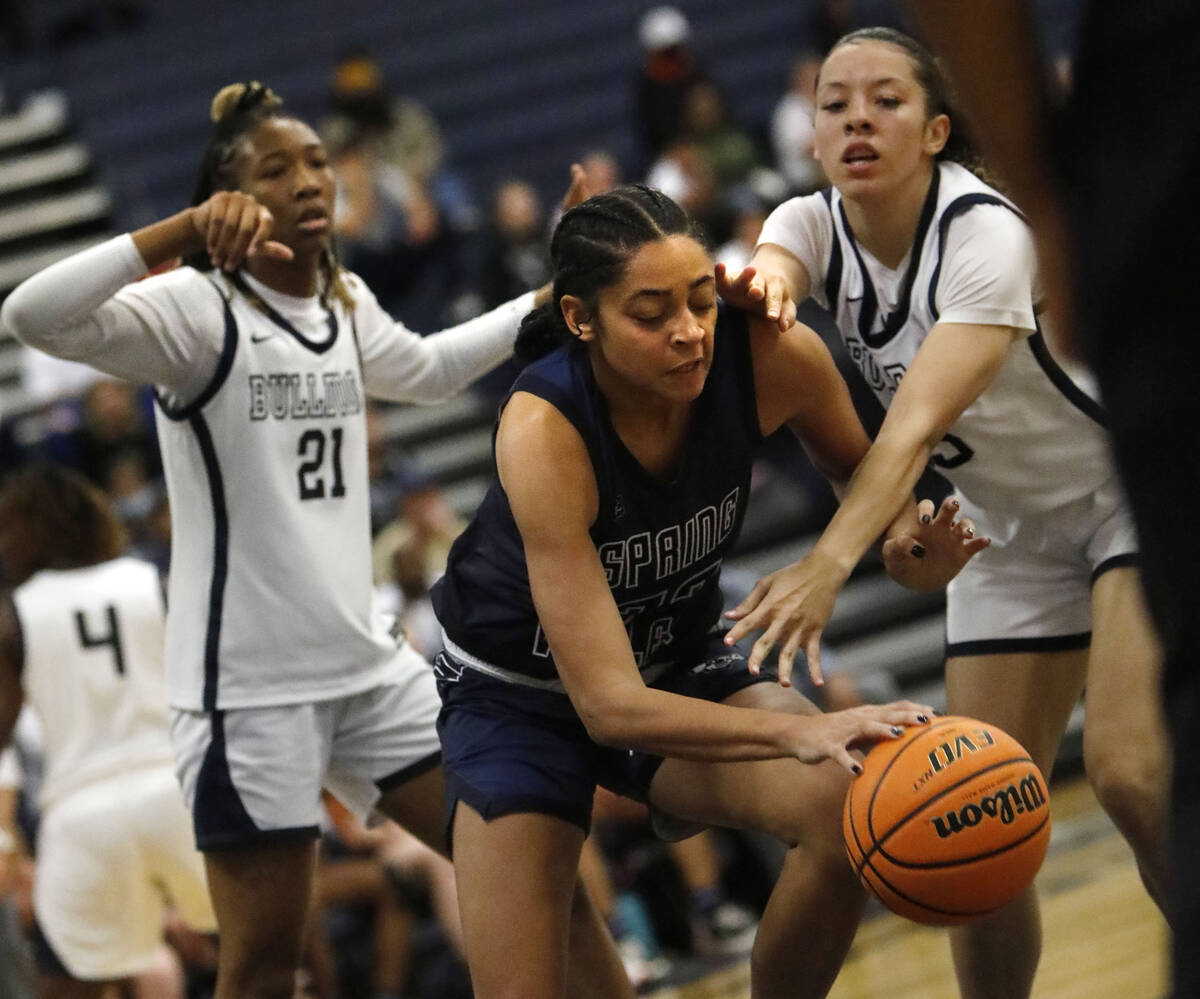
760, 191, 832, 246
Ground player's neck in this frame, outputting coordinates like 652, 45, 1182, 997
246, 255, 320, 299
840, 166, 935, 270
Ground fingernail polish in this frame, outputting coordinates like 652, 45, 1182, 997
891, 726, 903, 736
917, 714, 929, 723
920, 514, 931, 525
911, 543, 925, 558
851, 763, 863, 775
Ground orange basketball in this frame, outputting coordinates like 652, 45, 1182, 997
842, 715, 1051, 925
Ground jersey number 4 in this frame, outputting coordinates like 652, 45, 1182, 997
75, 605, 125, 675
297, 428, 346, 500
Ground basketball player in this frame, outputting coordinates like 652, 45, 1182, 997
0, 464, 216, 998
429, 184, 977, 999
0, 83, 629, 999
718, 28, 1170, 999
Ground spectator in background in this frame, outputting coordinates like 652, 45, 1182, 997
312, 794, 468, 999
632, 6, 710, 172
679, 80, 763, 197
323, 49, 478, 329
480, 179, 551, 311
40, 378, 161, 513
714, 193, 769, 274
771, 54, 826, 196
476, 178, 553, 402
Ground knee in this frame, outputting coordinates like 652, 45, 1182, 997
763, 766, 850, 864
1084, 736, 1167, 831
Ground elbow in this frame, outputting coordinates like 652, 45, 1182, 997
576, 695, 635, 750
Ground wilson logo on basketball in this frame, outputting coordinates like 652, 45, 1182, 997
930, 774, 1048, 839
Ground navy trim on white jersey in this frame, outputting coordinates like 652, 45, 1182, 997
946, 631, 1091, 658
189, 414, 230, 712
842, 167, 941, 348
156, 277, 239, 423
193, 712, 318, 851
1027, 329, 1108, 427
1091, 552, 1139, 584
821, 189, 843, 309
229, 272, 338, 354
927, 192, 1020, 321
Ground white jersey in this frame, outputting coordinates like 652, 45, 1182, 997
12, 557, 175, 811
1, 235, 533, 711
758, 162, 1115, 515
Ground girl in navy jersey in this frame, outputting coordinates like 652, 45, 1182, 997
1, 82, 630, 999
720, 28, 1170, 999
430, 184, 979, 999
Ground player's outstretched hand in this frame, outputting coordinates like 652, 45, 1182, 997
192, 191, 293, 273
559, 162, 592, 216
723, 548, 850, 689
882, 495, 989, 593
785, 701, 934, 775
715, 262, 797, 332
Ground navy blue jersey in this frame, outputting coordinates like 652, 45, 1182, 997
431, 307, 763, 684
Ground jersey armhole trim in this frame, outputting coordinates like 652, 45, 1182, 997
155, 276, 239, 422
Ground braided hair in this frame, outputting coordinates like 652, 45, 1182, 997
184, 81, 354, 310
515, 184, 705, 362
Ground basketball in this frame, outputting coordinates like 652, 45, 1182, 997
843, 715, 1051, 926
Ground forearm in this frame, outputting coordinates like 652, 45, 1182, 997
580, 681, 801, 763
810, 428, 933, 578
366, 290, 534, 403
1, 234, 149, 350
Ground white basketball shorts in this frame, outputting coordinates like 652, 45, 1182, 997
945, 475, 1139, 656
169, 640, 442, 850
35, 767, 216, 980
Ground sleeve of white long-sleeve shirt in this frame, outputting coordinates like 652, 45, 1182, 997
351, 273, 533, 404
0, 235, 225, 401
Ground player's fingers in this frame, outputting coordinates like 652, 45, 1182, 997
916, 497, 937, 525
777, 632, 805, 689
962, 535, 990, 555
724, 579, 769, 622
779, 296, 797, 332
805, 631, 824, 687
933, 495, 960, 525
955, 517, 977, 540
255, 239, 295, 262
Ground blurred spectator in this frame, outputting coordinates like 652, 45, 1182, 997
714, 194, 769, 274
39, 379, 161, 511
376, 536, 442, 661
771, 54, 826, 196
313, 794, 468, 999
645, 140, 726, 242
370, 456, 464, 590
679, 80, 763, 195
479, 179, 550, 311
474, 178, 552, 402
323, 49, 479, 329
633, 6, 711, 171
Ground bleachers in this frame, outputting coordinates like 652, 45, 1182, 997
0, 89, 114, 416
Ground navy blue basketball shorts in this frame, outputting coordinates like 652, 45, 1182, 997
434, 633, 776, 843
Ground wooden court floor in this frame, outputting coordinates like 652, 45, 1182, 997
650, 775, 1170, 999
